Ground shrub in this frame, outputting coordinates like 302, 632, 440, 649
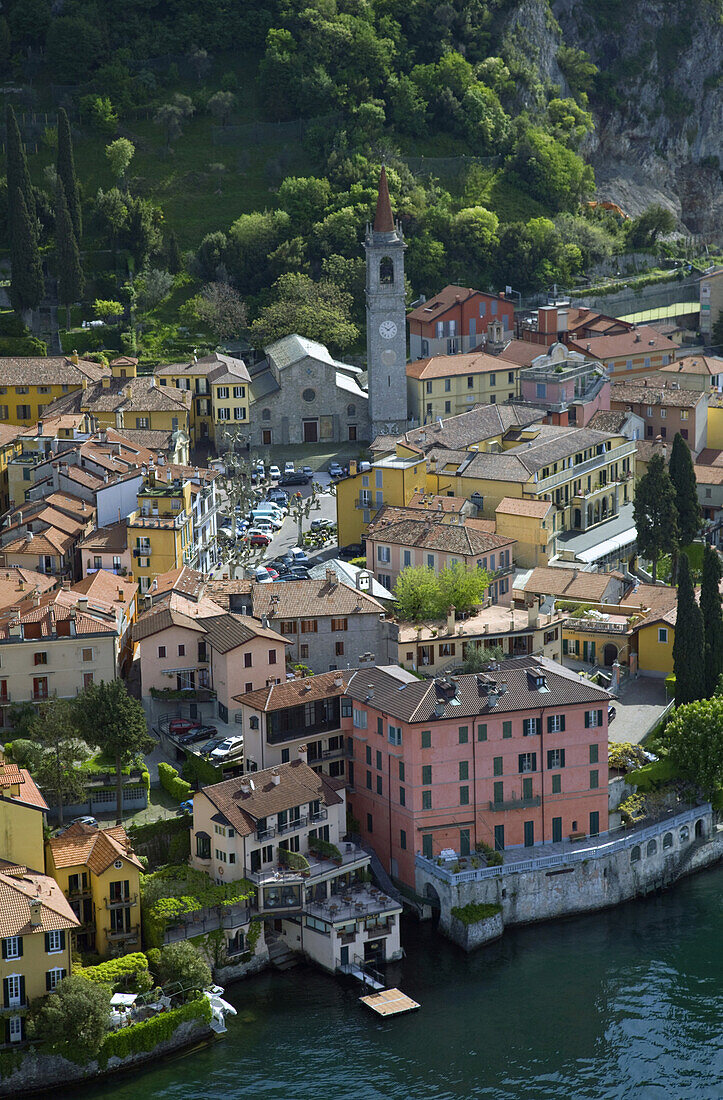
625, 757, 678, 791
308, 836, 342, 861
98, 997, 212, 1067
474, 840, 503, 866
279, 849, 310, 872
618, 792, 646, 825
451, 902, 502, 925
0, 335, 47, 356
158, 761, 192, 802
74, 952, 153, 992
608, 742, 649, 772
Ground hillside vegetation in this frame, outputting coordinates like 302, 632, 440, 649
0, 0, 713, 363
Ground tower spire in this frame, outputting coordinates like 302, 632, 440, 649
373, 165, 395, 233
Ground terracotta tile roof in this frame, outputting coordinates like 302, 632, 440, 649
0, 761, 23, 787
406, 350, 519, 380
406, 285, 508, 323
496, 497, 553, 518
367, 507, 514, 556
150, 566, 206, 601
0, 868, 80, 938
0, 567, 56, 611
47, 823, 143, 874
199, 758, 344, 837
568, 326, 677, 360
155, 351, 250, 381
634, 439, 670, 465
21, 414, 89, 437
0, 424, 21, 447
1, 529, 74, 557
12, 769, 49, 810
0, 356, 108, 386
695, 448, 723, 467
43, 376, 192, 418
521, 567, 622, 602
407, 492, 468, 513
77, 521, 129, 553
659, 355, 723, 377
492, 339, 541, 368
345, 656, 609, 722
72, 569, 137, 609
610, 381, 702, 408
201, 614, 287, 653
401, 403, 545, 453
694, 464, 723, 484
204, 578, 252, 610
42, 492, 95, 519
235, 669, 350, 710
251, 577, 385, 620
60, 465, 105, 489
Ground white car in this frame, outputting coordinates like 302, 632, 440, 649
284, 461, 295, 474
254, 567, 274, 584
269, 465, 281, 480
209, 737, 243, 760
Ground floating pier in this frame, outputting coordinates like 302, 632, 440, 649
360, 988, 420, 1018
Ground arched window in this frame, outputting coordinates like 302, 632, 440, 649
680, 825, 689, 843
630, 845, 641, 864
261, 408, 271, 421
646, 839, 657, 857
379, 257, 394, 285
695, 818, 705, 839
663, 832, 673, 850
347, 404, 356, 417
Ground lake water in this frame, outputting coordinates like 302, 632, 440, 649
67, 864, 723, 1100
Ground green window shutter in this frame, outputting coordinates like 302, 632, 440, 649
1, 940, 6, 961
59, 931, 65, 951
45, 972, 52, 992
522, 777, 533, 800
562, 638, 568, 655
460, 786, 469, 805
547, 716, 554, 733
477, 723, 487, 741
531, 753, 537, 771
421, 730, 431, 749
459, 761, 469, 780
535, 718, 541, 735
2, 978, 8, 1008
502, 721, 511, 738
560, 715, 565, 732
552, 774, 561, 794
44, 933, 50, 953
584, 710, 590, 728
493, 781, 504, 803
560, 749, 566, 767
493, 756, 503, 776
598, 709, 603, 726
590, 642, 596, 661
17, 937, 22, 959
19, 976, 25, 1005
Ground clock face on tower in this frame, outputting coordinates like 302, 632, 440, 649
379, 320, 398, 340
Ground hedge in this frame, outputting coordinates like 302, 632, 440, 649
279, 849, 310, 872
451, 902, 502, 925
182, 752, 220, 787
97, 997, 212, 1067
0, 335, 47, 355
308, 837, 342, 861
74, 953, 152, 992
158, 762, 192, 802
625, 757, 678, 791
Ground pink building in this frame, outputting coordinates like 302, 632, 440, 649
518, 343, 610, 427
78, 521, 132, 578
344, 658, 610, 888
365, 505, 515, 598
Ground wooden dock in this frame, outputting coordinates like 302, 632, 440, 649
360, 988, 420, 1018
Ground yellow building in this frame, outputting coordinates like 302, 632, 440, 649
0, 756, 48, 871
336, 445, 427, 547
45, 822, 143, 957
155, 352, 251, 446
495, 498, 555, 567
128, 470, 194, 593
632, 610, 676, 678
0, 354, 109, 428
39, 357, 192, 439
406, 350, 520, 424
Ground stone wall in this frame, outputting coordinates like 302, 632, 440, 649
448, 911, 504, 952
0, 1019, 211, 1097
418, 807, 722, 948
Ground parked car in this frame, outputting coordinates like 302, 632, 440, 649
282, 546, 309, 565
219, 526, 235, 540
284, 461, 295, 474
328, 462, 344, 477
209, 737, 243, 760
176, 725, 217, 745
254, 567, 274, 583
267, 488, 288, 505
608, 705, 617, 723
71, 816, 98, 828
178, 800, 194, 815
311, 517, 333, 531
243, 530, 271, 547
169, 717, 197, 735
269, 464, 281, 480
198, 737, 227, 755
301, 465, 314, 478
338, 543, 363, 560
279, 471, 310, 486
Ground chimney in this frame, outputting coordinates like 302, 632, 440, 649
70, 351, 79, 365
239, 778, 251, 795
101, 376, 111, 390
37, 422, 43, 436
117, 588, 124, 602
271, 770, 281, 785
77, 596, 88, 614
298, 744, 308, 764
261, 613, 269, 629
25, 530, 33, 542
446, 604, 456, 635
528, 598, 539, 627
29, 898, 42, 926
325, 567, 337, 585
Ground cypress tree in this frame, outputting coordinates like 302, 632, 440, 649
10, 188, 44, 315
669, 431, 702, 558
700, 543, 723, 698
633, 452, 678, 582
55, 178, 84, 330
167, 229, 182, 275
673, 552, 705, 705
5, 104, 36, 246
56, 107, 81, 241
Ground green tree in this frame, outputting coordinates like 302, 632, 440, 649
55, 178, 84, 330
626, 204, 676, 250
9, 188, 44, 315
56, 107, 81, 241
249, 273, 358, 353
437, 562, 491, 617
226, 209, 290, 294
136, 268, 174, 313
72, 679, 153, 823
557, 45, 598, 98
93, 299, 124, 322
156, 941, 212, 992
665, 695, 723, 795
393, 566, 442, 622
31, 697, 90, 827
5, 104, 36, 246
511, 127, 594, 211
668, 431, 702, 580
27, 976, 111, 1060
184, 282, 247, 343
166, 229, 182, 275
277, 176, 332, 232
673, 552, 705, 706
105, 137, 135, 187
155, 94, 194, 148
633, 453, 678, 581
700, 543, 723, 698
461, 644, 505, 673
208, 91, 236, 127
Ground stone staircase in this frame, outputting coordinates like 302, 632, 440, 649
267, 938, 299, 971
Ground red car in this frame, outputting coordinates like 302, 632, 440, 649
243, 530, 271, 547
168, 718, 196, 735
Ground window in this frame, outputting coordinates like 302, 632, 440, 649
493, 781, 503, 804
217, 386, 229, 399
585, 709, 603, 728
399, 761, 405, 781
46, 968, 66, 992
551, 774, 561, 794
335, 641, 345, 656
233, 386, 245, 399
421, 730, 431, 749
399, 786, 406, 806
158, 645, 166, 658
403, 549, 412, 567
377, 717, 383, 736
518, 752, 537, 773
658, 627, 668, 643
301, 620, 318, 633
547, 715, 566, 733
34, 652, 47, 665
547, 748, 565, 769
280, 622, 296, 635
467, 376, 474, 389
244, 653, 252, 668
2, 937, 21, 960
477, 723, 487, 741
589, 770, 599, 789
136, 417, 149, 429
426, 380, 433, 394
458, 725, 468, 744
376, 750, 382, 770
444, 401, 451, 414
8, 1015, 22, 1043
660, 408, 666, 418
84, 672, 94, 689
82, 647, 93, 662
366, 770, 372, 790
366, 813, 373, 833
422, 790, 432, 810
459, 761, 469, 781
331, 618, 348, 631
376, 546, 391, 564
376, 775, 383, 795
422, 834, 433, 858
523, 718, 540, 737
388, 725, 402, 746
589, 743, 599, 764
217, 408, 230, 421
502, 721, 512, 739
16, 405, 31, 419
400, 829, 407, 850
178, 644, 185, 657
234, 406, 246, 420
422, 765, 432, 784
353, 708, 367, 729
459, 785, 469, 805
493, 756, 503, 777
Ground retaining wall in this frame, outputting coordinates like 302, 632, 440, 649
448, 911, 504, 952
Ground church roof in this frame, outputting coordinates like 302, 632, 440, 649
374, 166, 395, 233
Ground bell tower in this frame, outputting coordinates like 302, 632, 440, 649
365, 166, 408, 438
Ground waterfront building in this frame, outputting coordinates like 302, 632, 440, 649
45, 823, 143, 957
343, 658, 610, 888
190, 753, 403, 972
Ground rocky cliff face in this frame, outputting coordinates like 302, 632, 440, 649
504, 0, 723, 236
552, 0, 723, 237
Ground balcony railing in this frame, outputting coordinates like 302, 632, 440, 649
65, 886, 91, 899
534, 441, 637, 494
563, 618, 629, 635
105, 894, 138, 909
31, 690, 49, 701
105, 924, 140, 942
310, 808, 329, 823
488, 795, 541, 812
278, 815, 307, 835
355, 496, 386, 511
255, 825, 276, 841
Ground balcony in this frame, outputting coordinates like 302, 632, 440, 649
31, 690, 49, 701
255, 825, 276, 841
278, 815, 307, 835
133, 547, 151, 558
306, 883, 400, 925
105, 894, 138, 909
534, 441, 637, 494
310, 808, 329, 824
355, 497, 386, 511
105, 924, 140, 943
65, 886, 91, 900
488, 795, 541, 812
